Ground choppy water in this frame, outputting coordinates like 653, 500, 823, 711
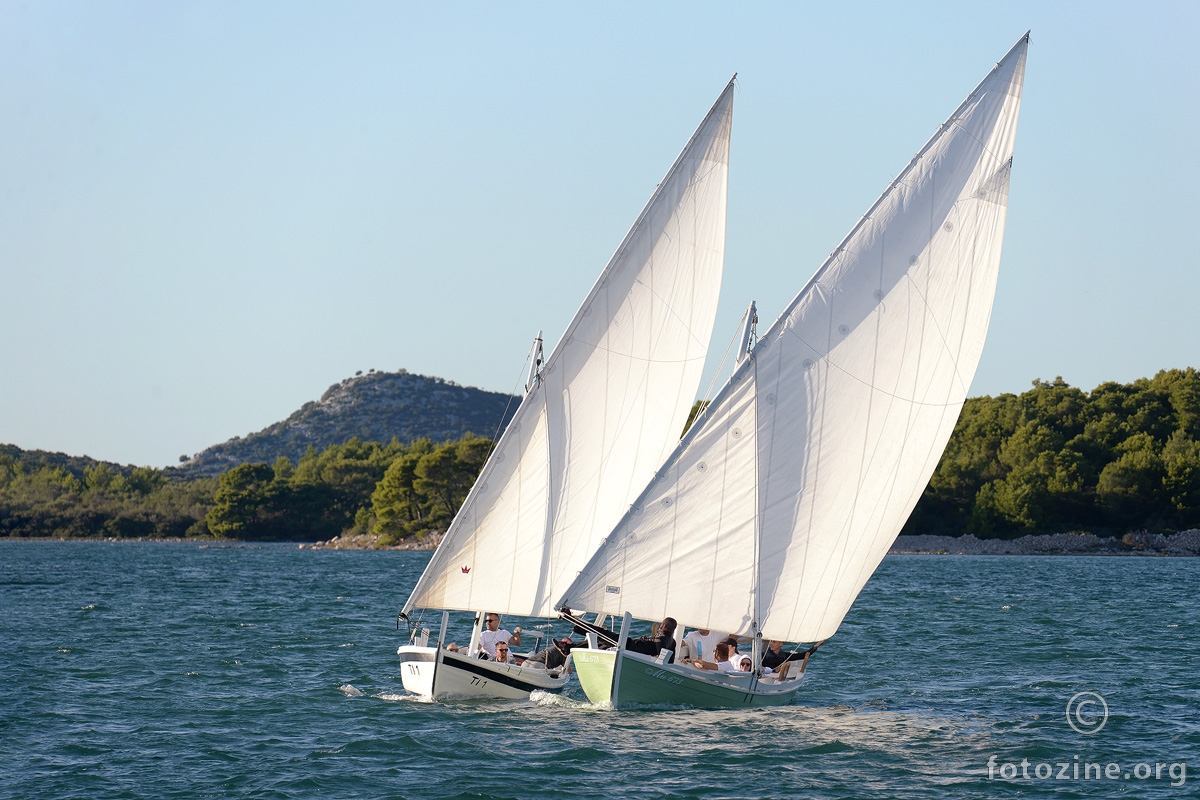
2, 542, 1196, 799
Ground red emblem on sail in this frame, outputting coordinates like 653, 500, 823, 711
461, 566, 471, 573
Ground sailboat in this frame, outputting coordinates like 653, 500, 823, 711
397, 78, 736, 700
558, 34, 1030, 708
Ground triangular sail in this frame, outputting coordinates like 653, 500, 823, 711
403, 79, 736, 618
559, 35, 1029, 643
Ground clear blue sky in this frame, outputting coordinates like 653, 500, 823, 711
2, 1, 1197, 467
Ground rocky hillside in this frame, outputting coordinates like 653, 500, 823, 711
173, 370, 518, 477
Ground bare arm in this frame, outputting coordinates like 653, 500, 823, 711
681, 658, 717, 671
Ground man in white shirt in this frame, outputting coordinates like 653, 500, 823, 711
478, 613, 522, 658
682, 628, 724, 662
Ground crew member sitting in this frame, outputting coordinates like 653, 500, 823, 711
478, 613, 522, 658
762, 639, 824, 671
681, 641, 740, 672
520, 637, 575, 672
492, 643, 515, 664
624, 617, 677, 662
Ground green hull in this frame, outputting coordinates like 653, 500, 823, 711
572, 647, 804, 709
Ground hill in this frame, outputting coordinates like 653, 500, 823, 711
0, 443, 136, 480
173, 370, 518, 477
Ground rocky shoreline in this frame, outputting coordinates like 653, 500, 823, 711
305, 529, 1200, 556
301, 532, 443, 551
9, 530, 1199, 556
889, 530, 1200, 556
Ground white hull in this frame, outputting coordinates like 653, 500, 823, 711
398, 645, 570, 701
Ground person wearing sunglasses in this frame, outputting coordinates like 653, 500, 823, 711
478, 613, 522, 659
492, 643, 516, 664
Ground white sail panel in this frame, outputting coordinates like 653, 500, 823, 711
563, 369, 760, 634
406, 401, 550, 611
404, 79, 735, 618
560, 36, 1028, 642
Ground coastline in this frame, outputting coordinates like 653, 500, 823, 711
301, 531, 443, 551
7, 530, 1199, 556
889, 530, 1200, 556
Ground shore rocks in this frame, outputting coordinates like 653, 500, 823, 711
889, 530, 1200, 556
304, 531, 443, 551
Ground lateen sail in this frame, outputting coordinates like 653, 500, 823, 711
403, 79, 736, 618
559, 35, 1029, 642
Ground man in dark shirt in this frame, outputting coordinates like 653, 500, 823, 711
519, 637, 575, 671
762, 639, 824, 671
559, 611, 677, 662
624, 617, 677, 662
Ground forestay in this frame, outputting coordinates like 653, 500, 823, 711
403, 79, 736, 618
559, 36, 1029, 643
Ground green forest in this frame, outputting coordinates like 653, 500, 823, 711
3, 368, 1199, 542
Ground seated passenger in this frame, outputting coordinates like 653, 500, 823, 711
762, 639, 824, 670
681, 641, 740, 672
492, 643, 515, 664
478, 614, 522, 658
521, 637, 575, 671
624, 617, 677, 662
722, 635, 743, 660
682, 628, 724, 663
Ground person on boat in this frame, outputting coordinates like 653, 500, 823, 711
624, 617, 677, 662
737, 655, 762, 673
520, 637, 575, 671
681, 641, 740, 673
681, 628, 724, 662
761, 639, 824, 671
492, 643, 515, 664
478, 613, 522, 658
722, 635, 744, 661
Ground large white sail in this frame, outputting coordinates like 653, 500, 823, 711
403, 79, 735, 618
560, 35, 1029, 643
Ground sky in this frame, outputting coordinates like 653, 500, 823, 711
2, 1, 1197, 468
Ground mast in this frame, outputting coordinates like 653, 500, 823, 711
524, 331, 544, 394
736, 301, 757, 365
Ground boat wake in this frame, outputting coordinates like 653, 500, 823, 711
528, 691, 609, 711
376, 691, 431, 703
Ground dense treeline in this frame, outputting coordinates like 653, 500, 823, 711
0, 454, 217, 539
4, 369, 1199, 541
0, 434, 492, 542
905, 368, 1200, 537
205, 435, 489, 542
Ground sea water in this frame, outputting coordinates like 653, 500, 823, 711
2, 542, 1196, 799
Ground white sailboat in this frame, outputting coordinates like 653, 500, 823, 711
559, 34, 1031, 708
398, 78, 736, 700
